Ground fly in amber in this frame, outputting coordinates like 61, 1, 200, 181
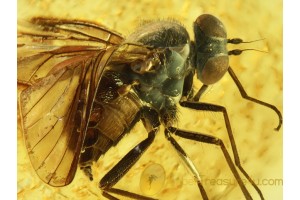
18, 15, 282, 199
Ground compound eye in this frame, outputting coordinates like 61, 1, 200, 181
195, 14, 227, 38
198, 55, 229, 85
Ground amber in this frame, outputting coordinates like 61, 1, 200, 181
17, 0, 282, 199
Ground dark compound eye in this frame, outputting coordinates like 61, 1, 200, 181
200, 55, 229, 85
194, 14, 227, 38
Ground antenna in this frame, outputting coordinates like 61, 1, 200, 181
227, 38, 266, 44
228, 48, 268, 56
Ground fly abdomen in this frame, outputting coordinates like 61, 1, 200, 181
79, 70, 142, 167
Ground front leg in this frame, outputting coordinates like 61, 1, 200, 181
227, 67, 282, 131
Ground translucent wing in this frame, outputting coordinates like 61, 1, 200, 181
17, 17, 123, 186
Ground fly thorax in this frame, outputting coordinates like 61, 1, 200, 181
130, 44, 190, 123
125, 20, 191, 124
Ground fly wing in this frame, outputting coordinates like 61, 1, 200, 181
18, 17, 123, 186
18, 17, 123, 85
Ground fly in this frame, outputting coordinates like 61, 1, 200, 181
17, 14, 282, 200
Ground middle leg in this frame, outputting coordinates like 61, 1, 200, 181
165, 127, 253, 200
180, 101, 264, 199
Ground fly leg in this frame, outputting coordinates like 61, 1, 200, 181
179, 101, 263, 199
165, 127, 253, 200
190, 67, 282, 131
164, 130, 209, 200
228, 66, 282, 131
192, 84, 208, 102
99, 108, 160, 200
100, 128, 158, 200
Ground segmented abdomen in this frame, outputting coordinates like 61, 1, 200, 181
79, 70, 142, 167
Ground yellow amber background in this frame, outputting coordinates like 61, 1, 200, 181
17, 0, 283, 199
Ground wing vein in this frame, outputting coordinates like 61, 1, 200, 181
56, 27, 112, 44
47, 63, 90, 184
30, 65, 78, 151
23, 67, 69, 118
19, 32, 108, 44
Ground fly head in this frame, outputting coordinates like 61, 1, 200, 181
192, 14, 229, 85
